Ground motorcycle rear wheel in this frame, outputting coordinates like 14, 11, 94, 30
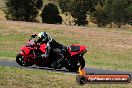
65, 58, 85, 72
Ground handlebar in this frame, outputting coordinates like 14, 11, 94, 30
24, 37, 40, 50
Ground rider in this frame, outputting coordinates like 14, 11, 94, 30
31, 32, 67, 68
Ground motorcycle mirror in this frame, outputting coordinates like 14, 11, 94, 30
31, 35, 36, 38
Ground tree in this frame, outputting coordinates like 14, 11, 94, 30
59, 0, 106, 26
125, 2, 132, 25
90, 3, 109, 27
111, 0, 128, 28
41, 3, 62, 24
59, 0, 74, 13
59, 0, 74, 25
59, 0, 89, 26
4, 0, 43, 22
71, 0, 88, 26
103, 0, 131, 28
87, 0, 105, 13
104, 0, 113, 27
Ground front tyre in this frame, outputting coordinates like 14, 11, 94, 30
16, 54, 33, 67
66, 58, 85, 72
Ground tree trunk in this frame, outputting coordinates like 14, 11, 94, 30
117, 22, 121, 28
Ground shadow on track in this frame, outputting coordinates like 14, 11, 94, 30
23, 65, 77, 74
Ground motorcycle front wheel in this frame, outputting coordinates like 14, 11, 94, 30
16, 54, 34, 67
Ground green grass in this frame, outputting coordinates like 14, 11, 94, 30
0, 66, 132, 88
0, 21, 132, 71
85, 48, 132, 71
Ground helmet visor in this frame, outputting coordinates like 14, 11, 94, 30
37, 32, 43, 39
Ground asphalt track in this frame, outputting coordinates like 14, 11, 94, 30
0, 60, 132, 78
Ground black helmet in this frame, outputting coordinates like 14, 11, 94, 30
37, 32, 48, 41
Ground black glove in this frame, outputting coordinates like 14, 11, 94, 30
31, 34, 37, 38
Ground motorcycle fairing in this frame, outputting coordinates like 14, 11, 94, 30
21, 46, 30, 55
39, 44, 46, 53
69, 44, 86, 56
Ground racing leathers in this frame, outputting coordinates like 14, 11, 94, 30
36, 36, 66, 68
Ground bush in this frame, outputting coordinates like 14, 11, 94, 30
41, 3, 62, 24
4, 0, 43, 22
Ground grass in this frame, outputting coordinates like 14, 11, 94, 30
0, 66, 132, 88
0, 20, 132, 71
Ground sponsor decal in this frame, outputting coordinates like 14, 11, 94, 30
76, 66, 131, 85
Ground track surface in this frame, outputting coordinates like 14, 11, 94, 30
0, 60, 132, 78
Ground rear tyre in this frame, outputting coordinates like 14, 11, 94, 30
16, 54, 33, 67
76, 75, 86, 85
65, 58, 85, 72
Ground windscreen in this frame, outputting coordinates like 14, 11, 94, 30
26, 38, 36, 47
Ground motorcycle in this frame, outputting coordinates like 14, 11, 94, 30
16, 37, 87, 72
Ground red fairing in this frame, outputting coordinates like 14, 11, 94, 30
69, 44, 87, 56
21, 46, 30, 55
20, 51, 25, 56
39, 44, 46, 53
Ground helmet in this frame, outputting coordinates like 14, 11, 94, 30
37, 32, 48, 42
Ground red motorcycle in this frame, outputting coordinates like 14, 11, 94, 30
16, 37, 87, 72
